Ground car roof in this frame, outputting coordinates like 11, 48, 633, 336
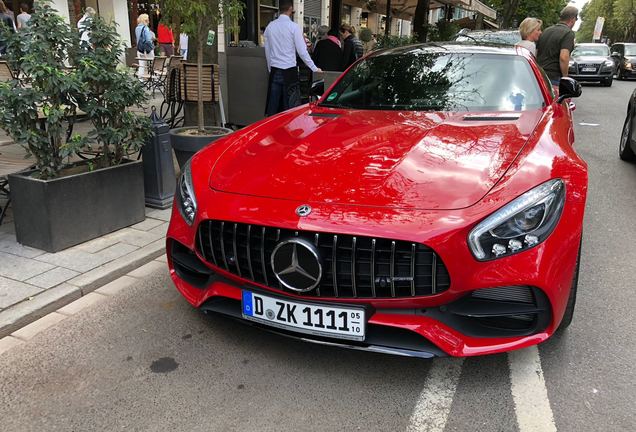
370, 42, 519, 57
576, 43, 608, 46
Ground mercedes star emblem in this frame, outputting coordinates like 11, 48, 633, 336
296, 205, 312, 217
271, 238, 322, 292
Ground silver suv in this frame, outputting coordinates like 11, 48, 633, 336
568, 43, 615, 86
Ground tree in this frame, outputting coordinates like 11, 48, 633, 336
577, 0, 636, 42
487, 0, 567, 28
161, 0, 244, 133
413, 0, 431, 42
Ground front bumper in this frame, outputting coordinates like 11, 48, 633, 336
165, 184, 584, 357
569, 68, 614, 82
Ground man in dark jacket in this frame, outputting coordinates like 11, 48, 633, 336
312, 29, 342, 71
536, 5, 578, 85
340, 23, 363, 71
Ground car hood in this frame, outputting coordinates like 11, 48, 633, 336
207, 107, 543, 210
572, 55, 609, 62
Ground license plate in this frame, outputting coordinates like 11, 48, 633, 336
582, 67, 596, 72
242, 291, 365, 341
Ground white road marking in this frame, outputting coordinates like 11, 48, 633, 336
508, 346, 557, 432
579, 122, 600, 126
406, 358, 464, 432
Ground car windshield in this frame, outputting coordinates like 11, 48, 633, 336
319, 51, 545, 112
625, 45, 636, 56
456, 31, 521, 45
572, 45, 610, 56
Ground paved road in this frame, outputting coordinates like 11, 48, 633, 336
1, 80, 635, 432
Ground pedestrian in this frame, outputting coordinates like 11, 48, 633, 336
157, 21, 174, 57
312, 25, 329, 51
16, 3, 30, 30
77, 7, 96, 48
0, 0, 16, 56
263, 0, 322, 116
536, 5, 578, 85
312, 28, 342, 71
135, 13, 155, 77
516, 17, 542, 56
179, 32, 188, 60
340, 24, 363, 71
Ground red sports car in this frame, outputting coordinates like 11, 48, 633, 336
166, 44, 587, 357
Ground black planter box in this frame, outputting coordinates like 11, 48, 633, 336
8, 159, 145, 253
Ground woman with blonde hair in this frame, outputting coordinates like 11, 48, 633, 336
517, 17, 542, 56
135, 13, 155, 77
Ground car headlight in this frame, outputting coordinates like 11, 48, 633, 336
178, 160, 197, 225
604, 60, 614, 68
626, 62, 633, 69
468, 179, 565, 261
568, 60, 575, 67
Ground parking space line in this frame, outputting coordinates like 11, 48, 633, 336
406, 358, 464, 432
508, 346, 557, 432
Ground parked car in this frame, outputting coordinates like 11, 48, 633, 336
620, 88, 636, 161
568, 43, 615, 86
166, 44, 587, 358
454, 28, 521, 45
610, 42, 636, 80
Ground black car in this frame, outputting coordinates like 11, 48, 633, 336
620, 89, 636, 161
568, 43, 615, 86
610, 43, 636, 80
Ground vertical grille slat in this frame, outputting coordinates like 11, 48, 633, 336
198, 227, 207, 261
207, 221, 218, 266
261, 226, 268, 286
410, 243, 416, 297
246, 225, 254, 280
314, 234, 320, 296
220, 221, 229, 270
196, 220, 450, 299
431, 253, 437, 294
233, 223, 241, 277
351, 237, 357, 298
390, 241, 396, 298
332, 235, 339, 298
371, 239, 376, 298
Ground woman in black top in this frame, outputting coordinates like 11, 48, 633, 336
340, 24, 363, 71
312, 29, 342, 72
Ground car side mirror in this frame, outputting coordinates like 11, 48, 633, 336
556, 77, 582, 103
310, 80, 325, 97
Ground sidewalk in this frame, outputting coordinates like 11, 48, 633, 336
0, 206, 171, 338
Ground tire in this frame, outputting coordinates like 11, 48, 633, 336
604, 77, 613, 87
617, 68, 625, 80
558, 241, 581, 331
619, 106, 636, 162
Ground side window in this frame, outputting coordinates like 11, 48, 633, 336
538, 67, 556, 101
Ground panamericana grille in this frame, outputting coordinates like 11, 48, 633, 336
196, 220, 451, 299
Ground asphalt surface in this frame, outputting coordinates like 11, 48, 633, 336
1, 80, 635, 432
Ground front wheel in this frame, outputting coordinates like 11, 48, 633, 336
619, 106, 636, 161
601, 77, 613, 87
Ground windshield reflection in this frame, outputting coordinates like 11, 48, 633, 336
320, 50, 544, 113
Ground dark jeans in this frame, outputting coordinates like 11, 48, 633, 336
265, 67, 301, 116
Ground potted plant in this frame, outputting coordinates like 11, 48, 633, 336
162, 0, 244, 167
0, 1, 151, 252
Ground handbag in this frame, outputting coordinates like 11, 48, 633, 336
136, 26, 154, 54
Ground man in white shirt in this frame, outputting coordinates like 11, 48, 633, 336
264, 0, 322, 116
77, 7, 96, 47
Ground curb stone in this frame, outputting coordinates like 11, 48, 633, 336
0, 239, 165, 339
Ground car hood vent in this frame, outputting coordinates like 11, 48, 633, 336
208, 108, 543, 210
